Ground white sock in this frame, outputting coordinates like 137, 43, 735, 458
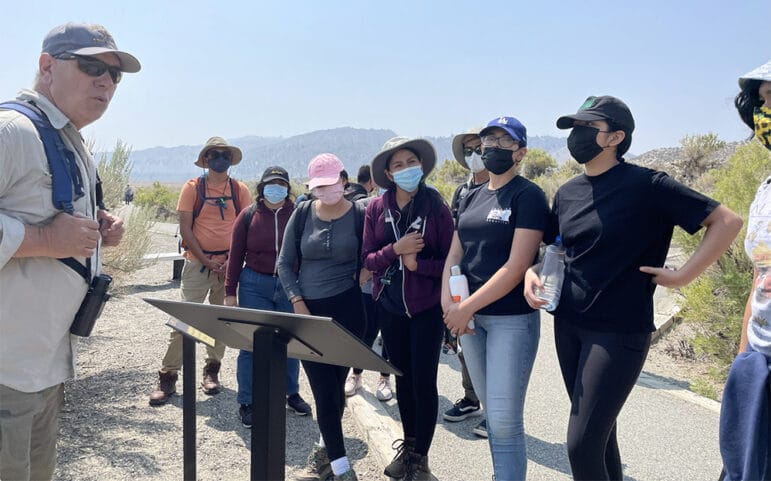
317, 435, 325, 448
330, 456, 351, 476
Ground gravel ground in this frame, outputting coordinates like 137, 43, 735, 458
54, 220, 383, 481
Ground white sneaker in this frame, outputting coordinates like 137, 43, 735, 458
375, 376, 393, 401
344, 373, 362, 397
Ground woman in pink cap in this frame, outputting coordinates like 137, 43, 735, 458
277, 153, 366, 481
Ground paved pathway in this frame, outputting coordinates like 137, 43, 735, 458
348, 311, 723, 481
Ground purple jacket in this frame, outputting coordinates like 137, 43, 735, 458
362, 186, 454, 316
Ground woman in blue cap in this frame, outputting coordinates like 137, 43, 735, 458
524, 95, 743, 481
442, 116, 550, 481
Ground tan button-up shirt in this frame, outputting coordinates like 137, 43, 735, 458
0, 89, 99, 392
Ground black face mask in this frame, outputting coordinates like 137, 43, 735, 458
567, 125, 604, 164
481, 147, 515, 175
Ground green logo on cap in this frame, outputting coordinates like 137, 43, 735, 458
579, 96, 597, 111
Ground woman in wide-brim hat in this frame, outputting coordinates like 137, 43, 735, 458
362, 136, 454, 480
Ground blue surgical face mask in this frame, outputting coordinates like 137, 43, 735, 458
391, 165, 423, 192
263, 184, 288, 204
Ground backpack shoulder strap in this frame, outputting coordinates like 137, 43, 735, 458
293, 200, 312, 264
230, 178, 243, 214
353, 200, 367, 283
0, 101, 84, 214
241, 201, 258, 230
192, 174, 206, 221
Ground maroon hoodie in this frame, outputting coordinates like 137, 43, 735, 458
225, 199, 294, 296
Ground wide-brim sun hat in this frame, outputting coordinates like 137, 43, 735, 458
739, 60, 771, 89
371, 137, 436, 189
452, 126, 484, 169
195, 136, 243, 168
307, 153, 345, 190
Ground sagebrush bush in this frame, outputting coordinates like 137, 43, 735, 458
96, 141, 132, 210
134, 182, 179, 221
675, 141, 771, 372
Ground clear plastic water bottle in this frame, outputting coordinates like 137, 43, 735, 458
449, 265, 475, 329
537, 236, 565, 311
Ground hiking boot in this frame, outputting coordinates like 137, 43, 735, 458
333, 469, 358, 481
375, 375, 393, 401
344, 373, 361, 397
443, 397, 481, 421
384, 438, 414, 478
149, 370, 177, 406
287, 393, 312, 416
403, 453, 431, 481
292, 445, 332, 481
201, 361, 221, 395
239, 404, 253, 428
473, 418, 488, 438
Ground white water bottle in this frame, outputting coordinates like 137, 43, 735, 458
537, 236, 566, 312
449, 265, 475, 329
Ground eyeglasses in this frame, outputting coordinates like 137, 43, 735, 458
55, 53, 122, 84
481, 134, 518, 149
463, 146, 482, 157
206, 150, 232, 160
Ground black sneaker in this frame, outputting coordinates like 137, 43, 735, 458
239, 404, 253, 428
287, 393, 312, 416
443, 397, 481, 422
473, 418, 488, 438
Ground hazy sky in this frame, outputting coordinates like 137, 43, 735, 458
2, 0, 768, 154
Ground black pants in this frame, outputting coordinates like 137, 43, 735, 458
554, 317, 651, 481
302, 286, 365, 461
379, 303, 444, 456
353, 292, 389, 376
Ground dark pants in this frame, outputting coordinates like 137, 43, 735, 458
302, 286, 365, 460
353, 292, 389, 376
379, 303, 444, 456
554, 317, 651, 481
457, 348, 479, 404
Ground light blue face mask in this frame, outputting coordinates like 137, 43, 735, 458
263, 184, 288, 204
391, 165, 423, 192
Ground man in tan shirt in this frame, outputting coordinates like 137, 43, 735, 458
0, 22, 139, 481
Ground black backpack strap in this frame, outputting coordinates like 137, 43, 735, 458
241, 202, 258, 230
293, 200, 312, 265
230, 178, 243, 215
353, 200, 366, 284
192, 174, 206, 222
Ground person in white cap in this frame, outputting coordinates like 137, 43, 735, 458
0, 22, 140, 481
718, 60, 771, 481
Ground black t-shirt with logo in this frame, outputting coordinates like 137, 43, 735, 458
546, 162, 719, 333
457, 176, 549, 315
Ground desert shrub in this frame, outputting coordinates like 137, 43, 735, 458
426, 159, 470, 203
675, 142, 771, 372
134, 182, 179, 221
101, 206, 156, 287
96, 140, 132, 210
521, 149, 558, 180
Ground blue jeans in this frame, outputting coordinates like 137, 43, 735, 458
459, 311, 540, 481
236, 268, 300, 405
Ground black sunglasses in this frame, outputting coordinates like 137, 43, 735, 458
206, 149, 232, 160
463, 146, 482, 157
55, 53, 122, 84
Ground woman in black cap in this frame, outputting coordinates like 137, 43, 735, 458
224, 166, 312, 427
523, 95, 743, 481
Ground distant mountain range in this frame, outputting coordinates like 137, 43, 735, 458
115, 127, 572, 183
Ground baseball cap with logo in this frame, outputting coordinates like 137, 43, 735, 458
42, 22, 141, 73
556, 95, 635, 134
479, 117, 527, 147
307, 153, 344, 190
261, 166, 290, 184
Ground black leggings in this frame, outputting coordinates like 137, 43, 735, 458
353, 292, 389, 376
554, 317, 651, 481
379, 303, 444, 456
302, 286, 365, 460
